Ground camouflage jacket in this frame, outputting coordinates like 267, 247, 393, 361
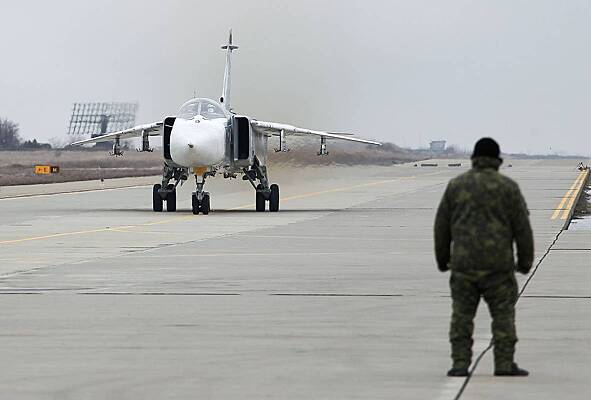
434, 157, 534, 274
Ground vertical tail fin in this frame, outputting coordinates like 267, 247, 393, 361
221, 29, 239, 111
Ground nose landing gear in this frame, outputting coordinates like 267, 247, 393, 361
192, 192, 210, 215
191, 170, 213, 215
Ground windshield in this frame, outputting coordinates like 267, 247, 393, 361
177, 98, 228, 120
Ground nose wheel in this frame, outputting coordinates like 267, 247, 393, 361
191, 172, 212, 215
192, 193, 210, 215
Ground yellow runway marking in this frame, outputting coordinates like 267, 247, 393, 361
228, 174, 427, 210
561, 170, 589, 220
550, 172, 583, 219
551, 170, 589, 220
0, 171, 443, 245
0, 227, 129, 245
0, 218, 192, 245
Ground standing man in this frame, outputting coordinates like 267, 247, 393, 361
434, 138, 534, 377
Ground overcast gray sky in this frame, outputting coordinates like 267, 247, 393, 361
1, 0, 591, 155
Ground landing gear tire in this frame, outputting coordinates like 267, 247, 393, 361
256, 184, 266, 212
166, 184, 176, 212
192, 193, 200, 215
153, 184, 163, 212
201, 194, 211, 215
269, 184, 280, 212
192, 193, 211, 215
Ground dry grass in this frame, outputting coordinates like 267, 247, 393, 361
0, 150, 162, 186
0, 149, 161, 168
0, 142, 424, 186
267, 139, 422, 166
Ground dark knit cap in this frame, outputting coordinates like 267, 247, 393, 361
471, 137, 501, 160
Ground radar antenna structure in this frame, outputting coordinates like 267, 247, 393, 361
67, 102, 138, 138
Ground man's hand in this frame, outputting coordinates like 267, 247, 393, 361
438, 262, 449, 272
516, 262, 531, 275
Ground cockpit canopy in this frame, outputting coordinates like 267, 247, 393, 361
177, 98, 229, 120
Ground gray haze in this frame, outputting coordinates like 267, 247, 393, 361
2, 0, 591, 155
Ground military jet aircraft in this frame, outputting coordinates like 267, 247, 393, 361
71, 31, 381, 214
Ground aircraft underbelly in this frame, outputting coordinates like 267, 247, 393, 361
170, 119, 226, 167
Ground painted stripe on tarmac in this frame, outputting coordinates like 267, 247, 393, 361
0, 173, 443, 246
551, 171, 586, 220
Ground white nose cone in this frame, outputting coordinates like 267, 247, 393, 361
170, 118, 226, 167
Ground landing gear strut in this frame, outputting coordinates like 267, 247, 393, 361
191, 173, 211, 215
152, 165, 187, 212
244, 158, 280, 212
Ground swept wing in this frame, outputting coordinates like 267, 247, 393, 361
69, 121, 164, 146
250, 120, 381, 146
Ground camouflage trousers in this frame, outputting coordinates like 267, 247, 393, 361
449, 270, 518, 370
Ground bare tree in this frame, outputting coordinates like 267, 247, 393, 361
0, 118, 21, 149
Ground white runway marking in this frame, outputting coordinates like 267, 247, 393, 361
121, 251, 406, 258
0, 183, 152, 201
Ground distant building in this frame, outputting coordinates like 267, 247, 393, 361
430, 140, 446, 152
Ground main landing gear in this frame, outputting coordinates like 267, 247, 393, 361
244, 158, 280, 212
255, 184, 279, 212
153, 165, 186, 212
153, 183, 177, 212
152, 160, 281, 214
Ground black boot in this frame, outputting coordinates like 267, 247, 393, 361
494, 362, 529, 377
447, 367, 469, 377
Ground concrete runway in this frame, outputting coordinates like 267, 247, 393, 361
0, 159, 588, 399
